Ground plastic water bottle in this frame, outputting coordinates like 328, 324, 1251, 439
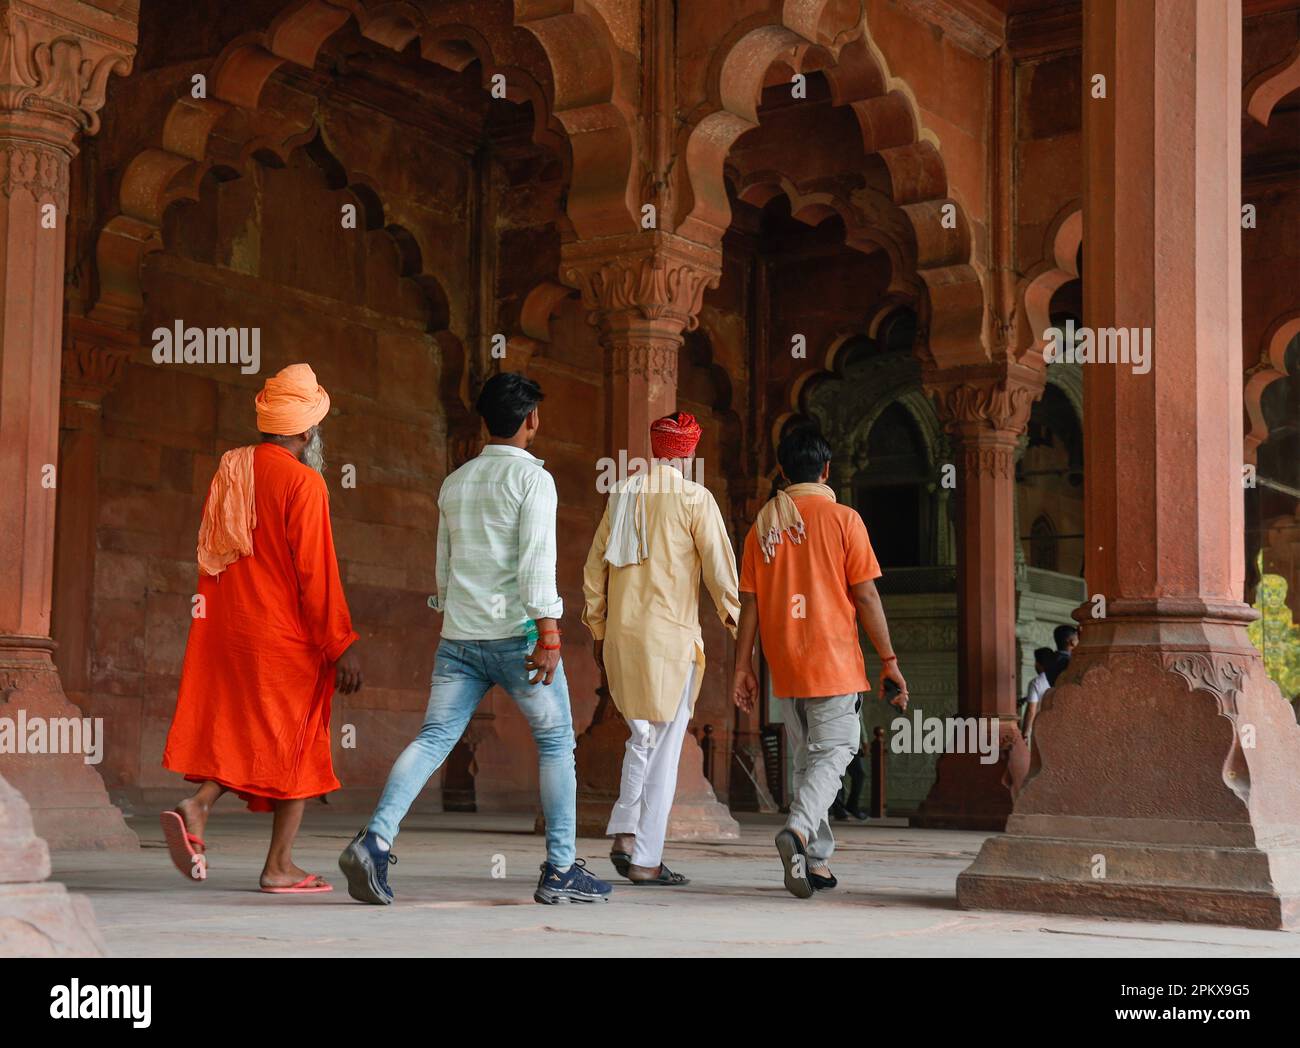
525, 619, 539, 645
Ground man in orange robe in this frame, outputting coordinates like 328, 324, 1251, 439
161, 363, 363, 893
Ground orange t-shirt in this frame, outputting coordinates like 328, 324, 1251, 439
740, 495, 882, 699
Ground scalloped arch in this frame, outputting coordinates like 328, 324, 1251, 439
677, 4, 982, 366
1245, 312, 1300, 465
1016, 203, 1082, 364
91, 0, 635, 326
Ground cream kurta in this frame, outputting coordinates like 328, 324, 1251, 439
582, 464, 740, 722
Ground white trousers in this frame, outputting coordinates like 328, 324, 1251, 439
605, 662, 696, 868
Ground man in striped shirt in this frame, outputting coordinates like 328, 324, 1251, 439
340, 372, 612, 906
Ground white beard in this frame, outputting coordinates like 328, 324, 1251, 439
303, 426, 325, 474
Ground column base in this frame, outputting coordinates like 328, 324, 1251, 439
0, 773, 105, 956
0, 881, 106, 956
957, 824, 1300, 929
568, 688, 740, 841
957, 631, 1300, 930
0, 641, 136, 850
910, 722, 1030, 831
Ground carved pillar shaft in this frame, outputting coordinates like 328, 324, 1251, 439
53, 317, 134, 699
606, 321, 681, 464
959, 0, 1300, 929
913, 367, 1042, 830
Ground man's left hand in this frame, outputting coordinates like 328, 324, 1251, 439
335, 642, 363, 695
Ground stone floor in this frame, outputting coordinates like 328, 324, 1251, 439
50, 810, 1300, 957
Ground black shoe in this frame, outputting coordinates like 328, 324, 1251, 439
845, 808, 871, 821
808, 869, 838, 891
339, 828, 397, 905
774, 829, 814, 899
829, 802, 849, 821
534, 858, 613, 904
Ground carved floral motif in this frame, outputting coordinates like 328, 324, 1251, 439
935, 380, 1038, 432
562, 237, 721, 335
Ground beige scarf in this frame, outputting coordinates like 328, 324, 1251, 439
197, 446, 257, 576
754, 482, 836, 562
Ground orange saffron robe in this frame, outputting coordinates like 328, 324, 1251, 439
163, 443, 357, 811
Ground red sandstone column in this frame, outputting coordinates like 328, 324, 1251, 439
958, 0, 1300, 928
0, 0, 138, 857
912, 367, 1039, 829
0, 0, 138, 957
561, 232, 739, 841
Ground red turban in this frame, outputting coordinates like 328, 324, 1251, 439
650, 412, 702, 459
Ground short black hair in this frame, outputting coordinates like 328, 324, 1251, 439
476, 372, 544, 438
1033, 646, 1055, 668
777, 425, 832, 484
1053, 624, 1078, 651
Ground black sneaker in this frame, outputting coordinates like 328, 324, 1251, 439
775, 828, 814, 899
534, 858, 613, 904
339, 828, 398, 905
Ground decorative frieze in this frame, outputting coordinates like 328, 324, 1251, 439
0, 140, 67, 205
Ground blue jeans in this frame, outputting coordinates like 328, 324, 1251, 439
368, 636, 577, 867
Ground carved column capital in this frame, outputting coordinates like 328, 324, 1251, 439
561, 231, 721, 340
60, 314, 133, 418
924, 362, 1046, 439
0, 1, 138, 140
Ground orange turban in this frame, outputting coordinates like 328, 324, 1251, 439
255, 364, 330, 435
650, 412, 702, 459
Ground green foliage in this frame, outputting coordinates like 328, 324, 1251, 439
1248, 554, 1300, 705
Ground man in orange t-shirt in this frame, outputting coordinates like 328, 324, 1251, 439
733, 425, 908, 899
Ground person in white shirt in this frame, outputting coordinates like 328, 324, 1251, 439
339, 372, 612, 907
1021, 646, 1055, 748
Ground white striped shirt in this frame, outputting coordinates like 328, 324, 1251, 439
432, 444, 564, 640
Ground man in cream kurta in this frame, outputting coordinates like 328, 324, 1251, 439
582, 413, 739, 885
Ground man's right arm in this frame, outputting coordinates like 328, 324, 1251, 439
430, 507, 449, 613
731, 592, 760, 713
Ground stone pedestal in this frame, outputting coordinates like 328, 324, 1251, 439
0, 772, 103, 956
958, 0, 1300, 928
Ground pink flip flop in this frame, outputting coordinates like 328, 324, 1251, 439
260, 875, 333, 895
160, 810, 207, 882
